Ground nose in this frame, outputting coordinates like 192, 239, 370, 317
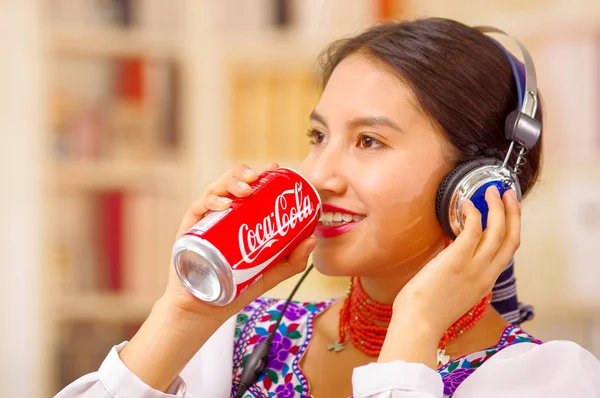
302, 144, 346, 196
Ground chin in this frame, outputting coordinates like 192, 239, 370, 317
311, 248, 358, 277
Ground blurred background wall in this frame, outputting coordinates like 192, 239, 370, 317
0, 0, 598, 396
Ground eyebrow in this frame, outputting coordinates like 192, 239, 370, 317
310, 110, 404, 133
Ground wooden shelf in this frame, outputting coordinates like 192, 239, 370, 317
49, 159, 185, 191
45, 27, 182, 60
56, 292, 157, 322
220, 30, 342, 67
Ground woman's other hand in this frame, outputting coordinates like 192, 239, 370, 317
379, 185, 521, 367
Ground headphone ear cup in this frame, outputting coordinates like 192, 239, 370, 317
436, 158, 503, 239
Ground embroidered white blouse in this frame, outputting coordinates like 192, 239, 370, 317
54, 307, 600, 398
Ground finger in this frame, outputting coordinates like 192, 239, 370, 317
229, 164, 258, 183
225, 162, 281, 196
204, 180, 228, 197
175, 198, 210, 236
203, 194, 234, 212
221, 163, 249, 179
473, 185, 506, 261
233, 237, 317, 309
286, 237, 317, 270
264, 162, 279, 171
234, 162, 279, 180
487, 189, 521, 279
177, 183, 234, 236
224, 175, 253, 197
262, 238, 316, 291
449, 198, 483, 258
229, 162, 279, 185
176, 195, 232, 235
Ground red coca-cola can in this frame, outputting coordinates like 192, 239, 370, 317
172, 167, 321, 306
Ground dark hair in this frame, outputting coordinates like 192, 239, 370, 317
318, 18, 543, 197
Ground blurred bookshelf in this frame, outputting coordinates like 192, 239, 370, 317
39, 0, 384, 395
40, 0, 188, 394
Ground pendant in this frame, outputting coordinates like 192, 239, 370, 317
437, 348, 450, 366
327, 341, 346, 352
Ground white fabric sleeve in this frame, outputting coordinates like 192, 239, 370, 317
53, 316, 237, 398
54, 342, 186, 398
352, 340, 600, 398
352, 360, 444, 398
454, 340, 600, 397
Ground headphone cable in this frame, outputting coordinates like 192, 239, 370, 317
234, 263, 314, 398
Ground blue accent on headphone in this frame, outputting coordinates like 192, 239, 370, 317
470, 181, 509, 230
488, 37, 526, 109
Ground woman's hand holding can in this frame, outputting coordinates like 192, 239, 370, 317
118, 162, 318, 393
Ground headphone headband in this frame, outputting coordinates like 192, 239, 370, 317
474, 26, 539, 118
474, 26, 541, 151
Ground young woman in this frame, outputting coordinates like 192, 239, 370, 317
56, 18, 600, 397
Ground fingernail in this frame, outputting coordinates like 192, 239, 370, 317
237, 181, 251, 190
489, 185, 500, 197
243, 169, 257, 178
217, 197, 232, 204
507, 189, 520, 207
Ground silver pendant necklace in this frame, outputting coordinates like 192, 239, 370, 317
327, 341, 346, 352
437, 348, 450, 366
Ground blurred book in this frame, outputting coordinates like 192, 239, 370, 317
45, 0, 181, 33
49, 56, 179, 162
57, 319, 144, 390
230, 68, 320, 162
51, 188, 180, 295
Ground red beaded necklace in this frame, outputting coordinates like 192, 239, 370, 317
335, 238, 493, 359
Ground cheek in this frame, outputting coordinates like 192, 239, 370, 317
361, 157, 436, 210
298, 153, 314, 179
364, 156, 448, 241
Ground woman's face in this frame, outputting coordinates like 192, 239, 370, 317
299, 53, 454, 277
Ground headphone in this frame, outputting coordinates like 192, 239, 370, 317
435, 26, 542, 240
234, 26, 542, 397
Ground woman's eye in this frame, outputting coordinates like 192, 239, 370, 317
357, 134, 382, 149
307, 129, 325, 145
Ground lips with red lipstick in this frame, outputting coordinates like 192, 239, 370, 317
314, 204, 366, 239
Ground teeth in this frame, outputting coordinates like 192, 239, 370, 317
319, 211, 365, 225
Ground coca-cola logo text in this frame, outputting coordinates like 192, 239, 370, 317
239, 182, 315, 263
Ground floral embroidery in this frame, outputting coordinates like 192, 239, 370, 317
230, 299, 542, 398
274, 382, 297, 398
231, 298, 335, 397
443, 367, 475, 396
275, 302, 308, 321
439, 324, 542, 397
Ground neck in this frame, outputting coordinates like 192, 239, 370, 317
359, 237, 446, 304
443, 306, 509, 359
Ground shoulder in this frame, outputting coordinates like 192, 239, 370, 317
485, 337, 600, 371
456, 339, 600, 397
